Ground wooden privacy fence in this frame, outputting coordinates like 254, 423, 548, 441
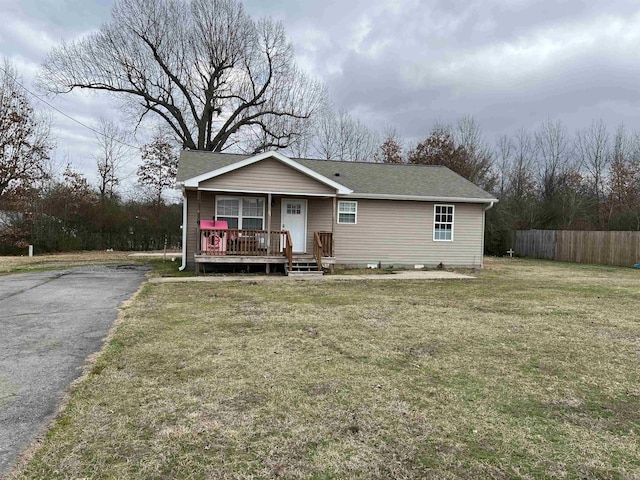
515, 230, 640, 267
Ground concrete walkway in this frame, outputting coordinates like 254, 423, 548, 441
150, 270, 475, 283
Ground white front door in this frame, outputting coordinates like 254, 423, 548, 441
281, 199, 307, 253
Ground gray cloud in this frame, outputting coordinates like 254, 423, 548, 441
268, 0, 640, 142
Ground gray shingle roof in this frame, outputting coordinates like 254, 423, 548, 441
177, 150, 497, 202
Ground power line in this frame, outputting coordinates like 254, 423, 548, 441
0, 64, 141, 151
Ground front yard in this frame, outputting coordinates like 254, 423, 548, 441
13, 259, 640, 479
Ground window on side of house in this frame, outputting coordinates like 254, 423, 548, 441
337, 200, 357, 224
433, 204, 454, 241
216, 196, 265, 230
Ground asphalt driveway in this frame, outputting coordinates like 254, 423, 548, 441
0, 265, 148, 476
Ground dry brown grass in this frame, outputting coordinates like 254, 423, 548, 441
0, 251, 136, 273
0, 250, 186, 277
12, 258, 640, 479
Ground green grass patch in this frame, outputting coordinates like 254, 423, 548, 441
13, 258, 640, 479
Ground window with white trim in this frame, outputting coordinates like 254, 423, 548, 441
433, 204, 454, 241
337, 201, 357, 224
216, 196, 265, 229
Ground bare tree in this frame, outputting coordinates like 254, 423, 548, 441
137, 130, 178, 203
502, 128, 540, 228
311, 107, 378, 161
575, 119, 610, 203
453, 116, 496, 190
0, 59, 52, 201
535, 119, 572, 201
605, 125, 640, 229
509, 128, 537, 200
94, 118, 131, 200
286, 118, 314, 158
312, 107, 339, 160
39, 0, 326, 153
495, 134, 513, 197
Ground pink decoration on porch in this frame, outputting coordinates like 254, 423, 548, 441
200, 219, 227, 229
200, 220, 228, 254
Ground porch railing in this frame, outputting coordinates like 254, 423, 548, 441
316, 231, 333, 257
198, 228, 290, 256
284, 231, 293, 269
313, 231, 334, 272
313, 232, 323, 271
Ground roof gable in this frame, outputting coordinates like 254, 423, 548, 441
181, 151, 352, 195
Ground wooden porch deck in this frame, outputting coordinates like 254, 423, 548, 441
195, 227, 334, 274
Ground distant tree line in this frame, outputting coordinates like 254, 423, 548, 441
0, 61, 181, 254
2, 164, 181, 254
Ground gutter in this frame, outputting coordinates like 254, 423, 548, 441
480, 201, 495, 269
178, 189, 187, 271
344, 193, 499, 203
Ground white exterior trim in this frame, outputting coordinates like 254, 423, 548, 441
481, 201, 495, 269
281, 198, 308, 253
337, 200, 358, 224
183, 151, 353, 194
191, 187, 336, 197
179, 190, 187, 271
188, 188, 496, 203
342, 193, 498, 204
433, 204, 455, 242
215, 195, 266, 229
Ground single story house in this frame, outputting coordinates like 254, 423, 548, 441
176, 150, 498, 275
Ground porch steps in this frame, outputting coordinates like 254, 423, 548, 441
286, 257, 324, 277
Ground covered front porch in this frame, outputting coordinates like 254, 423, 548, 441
191, 191, 336, 275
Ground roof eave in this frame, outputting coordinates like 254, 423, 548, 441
340, 193, 499, 203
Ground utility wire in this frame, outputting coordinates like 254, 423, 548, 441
0, 64, 141, 151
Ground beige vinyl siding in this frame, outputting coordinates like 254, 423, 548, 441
185, 193, 485, 268
271, 197, 332, 253
185, 189, 217, 263
334, 199, 484, 268
305, 198, 333, 253
270, 197, 282, 234
198, 158, 336, 195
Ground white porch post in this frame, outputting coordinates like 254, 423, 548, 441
331, 196, 336, 273
196, 189, 202, 251
266, 193, 272, 274
332, 197, 336, 239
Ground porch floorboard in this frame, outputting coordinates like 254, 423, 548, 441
194, 255, 335, 265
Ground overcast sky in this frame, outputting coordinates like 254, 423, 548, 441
2, 0, 640, 190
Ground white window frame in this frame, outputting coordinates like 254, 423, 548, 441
215, 196, 265, 230
433, 204, 454, 242
337, 200, 358, 224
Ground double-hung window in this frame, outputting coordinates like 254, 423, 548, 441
433, 204, 454, 241
216, 196, 265, 230
337, 201, 357, 224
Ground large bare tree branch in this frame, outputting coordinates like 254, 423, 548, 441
38, 0, 325, 152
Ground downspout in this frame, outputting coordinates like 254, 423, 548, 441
179, 188, 188, 271
481, 201, 495, 269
